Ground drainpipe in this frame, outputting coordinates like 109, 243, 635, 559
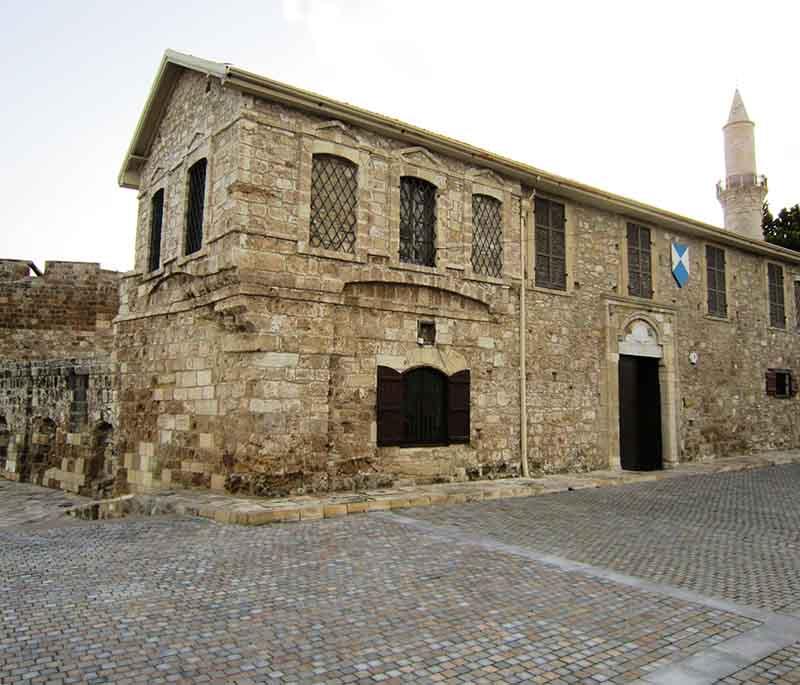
519, 192, 534, 478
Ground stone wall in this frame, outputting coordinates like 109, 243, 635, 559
0, 260, 120, 495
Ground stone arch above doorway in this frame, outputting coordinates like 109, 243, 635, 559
619, 318, 663, 358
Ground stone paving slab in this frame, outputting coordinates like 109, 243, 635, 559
61, 449, 800, 528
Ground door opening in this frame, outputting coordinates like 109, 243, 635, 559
618, 355, 662, 470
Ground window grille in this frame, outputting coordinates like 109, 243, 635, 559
627, 223, 653, 299
534, 198, 566, 290
795, 282, 800, 331
706, 245, 727, 317
399, 177, 436, 267
471, 195, 503, 277
310, 154, 358, 253
148, 189, 164, 272
768, 263, 785, 329
185, 158, 207, 255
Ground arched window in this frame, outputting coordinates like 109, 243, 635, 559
185, 158, 207, 255
376, 366, 470, 447
399, 176, 436, 267
471, 194, 503, 277
310, 154, 358, 253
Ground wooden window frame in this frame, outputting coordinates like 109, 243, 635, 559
706, 245, 728, 318
626, 222, 653, 299
534, 197, 567, 291
376, 366, 470, 447
766, 368, 795, 399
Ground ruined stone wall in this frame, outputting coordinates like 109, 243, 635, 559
115, 68, 800, 496
0, 260, 119, 360
0, 260, 120, 494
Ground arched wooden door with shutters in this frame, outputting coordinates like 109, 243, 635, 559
376, 366, 470, 447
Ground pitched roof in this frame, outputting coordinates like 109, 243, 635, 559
119, 50, 798, 264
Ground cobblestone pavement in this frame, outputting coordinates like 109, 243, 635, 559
1, 466, 799, 684
401, 464, 800, 615
0, 479, 87, 531
717, 642, 800, 683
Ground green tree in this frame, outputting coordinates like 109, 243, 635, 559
763, 202, 800, 251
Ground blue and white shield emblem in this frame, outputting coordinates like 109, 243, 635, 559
671, 243, 690, 288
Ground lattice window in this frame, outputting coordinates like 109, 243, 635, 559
148, 189, 164, 272
768, 263, 786, 329
534, 197, 566, 290
399, 177, 436, 267
706, 245, 727, 318
471, 195, 503, 277
185, 158, 207, 256
627, 223, 653, 299
310, 154, 358, 253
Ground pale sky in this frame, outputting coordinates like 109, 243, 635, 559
1, 0, 798, 273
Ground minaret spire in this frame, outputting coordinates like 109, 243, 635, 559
716, 90, 767, 241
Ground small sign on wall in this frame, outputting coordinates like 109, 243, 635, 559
671, 243, 690, 288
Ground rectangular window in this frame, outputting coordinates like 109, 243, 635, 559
627, 223, 653, 299
534, 197, 566, 290
399, 176, 436, 267
766, 368, 794, 399
185, 158, 207, 256
768, 263, 785, 329
706, 245, 727, 317
148, 189, 164, 272
471, 194, 503, 277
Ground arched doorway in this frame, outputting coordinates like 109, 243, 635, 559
616, 319, 665, 471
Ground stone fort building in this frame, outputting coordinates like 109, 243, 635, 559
1, 50, 797, 497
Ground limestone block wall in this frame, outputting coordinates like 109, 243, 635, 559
0, 259, 120, 495
0, 359, 117, 495
114, 65, 800, 497
0, 260, 119, 360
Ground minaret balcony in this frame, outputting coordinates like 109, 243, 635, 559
716, 174, 767, 199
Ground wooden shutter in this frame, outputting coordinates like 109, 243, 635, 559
447, 370, 470, 444
790, 373, 798, 397
377, 366, 404, 446
765, 369, 777, 396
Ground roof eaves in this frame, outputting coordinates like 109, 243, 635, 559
118, 50, 229, 189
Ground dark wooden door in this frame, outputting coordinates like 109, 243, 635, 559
619, 355, 663, 470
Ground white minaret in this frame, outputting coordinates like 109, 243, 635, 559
716, 90, 767, 241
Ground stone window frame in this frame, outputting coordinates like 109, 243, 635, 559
619, 219, 660, 302
177, 143, 212, 266
387, 162, 446, 276
297, 139, 369, 264
464, 181, 510, 284
766, 261, 787, 331
528, 192, 576, 296
703, 242, 733, 321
